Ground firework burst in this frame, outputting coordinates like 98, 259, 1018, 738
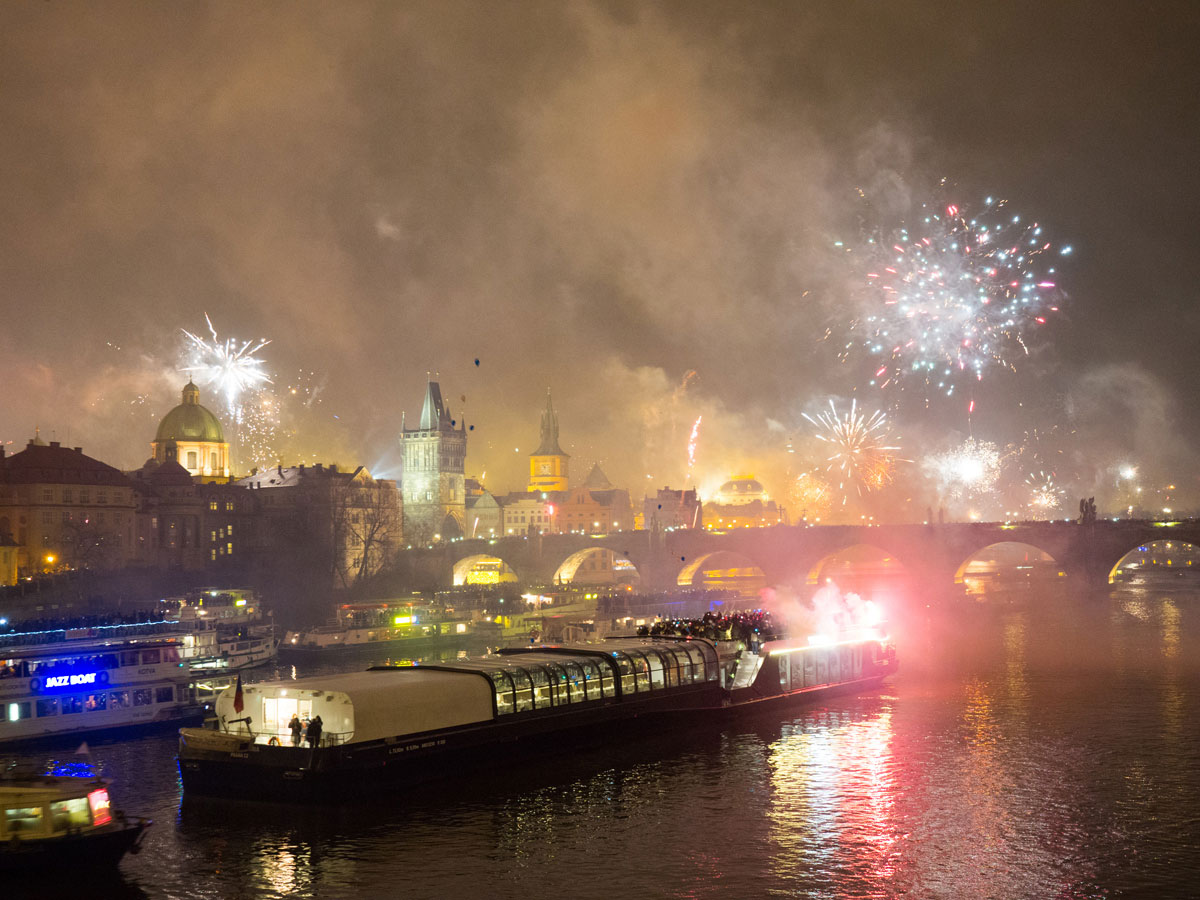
789, 470, 834, 521
1025, 470, 1064, 515
841, 195, 1069, 401
803, 399, 900, 504
182, 314, 272, 414
925, 438, 1001, 500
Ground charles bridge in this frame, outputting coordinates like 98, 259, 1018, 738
394, 519, 1200, 598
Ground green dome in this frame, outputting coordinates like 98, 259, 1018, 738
155, 382, 226, 443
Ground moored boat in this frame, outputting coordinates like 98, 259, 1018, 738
178, 631, 897, 803
0, 770, 150, 872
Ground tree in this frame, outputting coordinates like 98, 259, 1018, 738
331, 474, 402, 593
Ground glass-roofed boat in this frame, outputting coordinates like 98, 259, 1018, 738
178, 632, 896, 803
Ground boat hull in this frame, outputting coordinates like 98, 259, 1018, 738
0, 819, 150, 872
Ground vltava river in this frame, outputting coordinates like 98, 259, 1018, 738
15, 583, 1200, 899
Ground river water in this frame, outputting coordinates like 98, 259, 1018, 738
13, 582, 1200, 900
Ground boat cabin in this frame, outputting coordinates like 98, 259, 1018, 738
1, 779, 113, 841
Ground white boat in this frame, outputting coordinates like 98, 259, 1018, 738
0, 626, 202, 744
166, 588, 278, 672
281, 600, 481, 654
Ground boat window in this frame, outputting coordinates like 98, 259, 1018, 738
49, 797, 89, 832
489, 670, 515, 715
816, 651, 829, 685
5, 701, 31, 722
162, 647, 180, 664
62, 696, 84, 715
612, 653, 635, 696
803, 651, 816, 687
133, 689, 153, 707
156, 686, 174, 703
527, 666, 553, 709
109, 691, 131, 709
659, 648, 682, 687
561, 661, 586, 703
36, 698, 58, 717
141, 650, 161, 665
510, 669, 533, 712
177, 685, 192, 703
643, 649, 666, 689
121, 651, 139, 667
84, 693, 107, 712
579, 659, 602, 700
4, 806, 43, 838
628, 651, 651, 692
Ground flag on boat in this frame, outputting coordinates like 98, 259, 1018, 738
233, 673, 244, 713
75, 741, 91, 757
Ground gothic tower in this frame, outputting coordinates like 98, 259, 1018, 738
528, 389, 569, 492
399, 380, 467, 541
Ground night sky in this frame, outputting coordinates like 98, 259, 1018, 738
3, 2, 1199, 517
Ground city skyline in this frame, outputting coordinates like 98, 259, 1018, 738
3, 3, 1199, 520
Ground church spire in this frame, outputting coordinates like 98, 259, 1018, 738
419, 379, 446, 430
533, 388, 565, 456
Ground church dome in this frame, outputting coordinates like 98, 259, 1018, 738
155, 382, 226, 443
714, 476, 767, 506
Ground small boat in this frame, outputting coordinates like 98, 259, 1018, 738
0, 770, 150, 872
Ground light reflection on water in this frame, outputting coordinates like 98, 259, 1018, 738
15, 584, 1200, 899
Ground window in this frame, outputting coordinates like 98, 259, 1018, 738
210, 451, 218, 470
109, 691, 131, 709
79, 489, 90, 504
156, 686, 174, 704
187, 451, 198, 470
97, 491, 108, 505
120, 651, 139, 667
84, 693, 107, 711
133, 690, 152, 706
209, 500, 219, 512
36, 698, 58, 717
177, 685, 192, 703
42, 511, 54, 524
61, 696, 84, 715
6, 702, 31, 722
225, 501, 234, 512
141, 650, 160, 665
49, 798, 90, 832
42, 487, 54, 502
4, 807, 43, 837
163, 647, 180, 664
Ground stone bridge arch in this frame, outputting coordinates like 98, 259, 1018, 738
1107, 539, 1200, 584
804, 543, 912, 600
553, 547, 641, 586
451, 553, 520, 586
675, 550, 766, 597
952, 541, 1065, 596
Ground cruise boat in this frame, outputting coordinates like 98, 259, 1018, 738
0, 769, 150, 872
281, 600, 485, 655
178, 632, 897, 802
0, 627, 203, 744
168, 588, 278, 672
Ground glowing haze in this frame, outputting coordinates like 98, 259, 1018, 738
1, 3, 1197, 518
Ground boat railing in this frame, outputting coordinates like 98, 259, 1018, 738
251, 730, 352, 748
0, 620, 182, 650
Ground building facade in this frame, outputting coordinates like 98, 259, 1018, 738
398, 381, 467, 543
0, 438, 137, 574
644, 487, 703, 531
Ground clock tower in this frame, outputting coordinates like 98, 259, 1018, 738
528, 389, 569, 492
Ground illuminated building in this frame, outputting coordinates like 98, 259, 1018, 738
398, 380, 467, 542
556, 464, 633, 534
465, 490, 501, 539
528, 389, 569, 492
498, 491, 561, 535
0, 437, 136, 575
703, 474, 786, 530
644, 487, 702, 531
151, 381, 230, 481
0, 532, 18, 586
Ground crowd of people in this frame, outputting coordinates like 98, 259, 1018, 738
636, 609, 780, 645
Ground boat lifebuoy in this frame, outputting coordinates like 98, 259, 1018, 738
98, 670, 110, 685
267, 736, 280, 746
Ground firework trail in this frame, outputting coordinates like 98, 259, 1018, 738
182, 314, 272, 414
840, 195, 1069, 402
925, 438, 1001, 500
803, 399, 900, 504
685, 416, 702, 480
1025, 470, 1064, 515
